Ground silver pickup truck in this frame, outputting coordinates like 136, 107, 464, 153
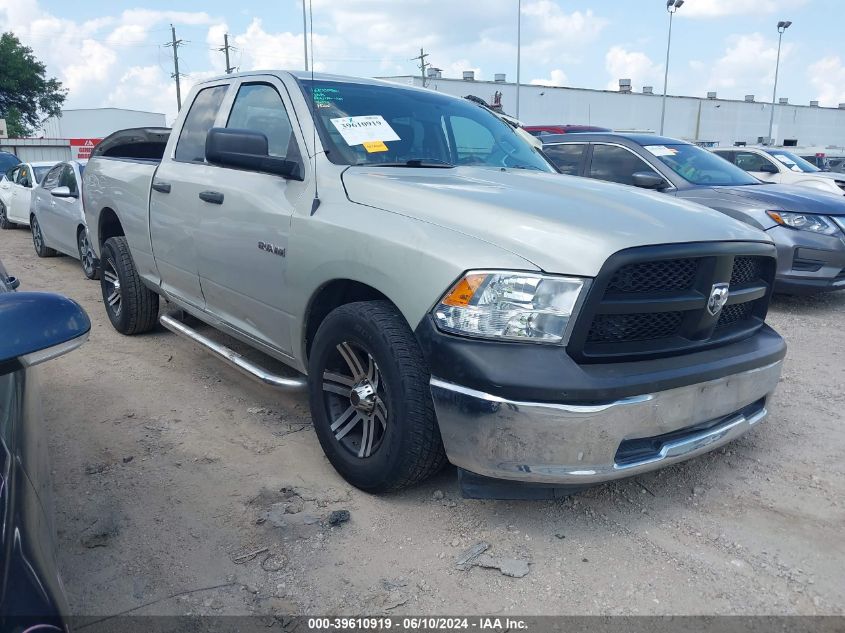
83, 71, 786, 498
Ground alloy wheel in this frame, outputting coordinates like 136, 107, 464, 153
321, 341, 389, 458
31, 218, 43, 252
103, 259, 123, 317
79, 231, 95, 276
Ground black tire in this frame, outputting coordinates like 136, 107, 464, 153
0, 201, 13, 229
100, 236, 159, 335
30, 215, 57, 257
308, 301, 446, 492
77, 227, 100, 280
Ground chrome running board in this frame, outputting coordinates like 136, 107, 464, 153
159, 314, 307, 391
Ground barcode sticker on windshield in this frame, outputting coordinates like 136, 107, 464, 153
363, 140, 388, 153
330, 115, 400, 146
645, 145, 677, 157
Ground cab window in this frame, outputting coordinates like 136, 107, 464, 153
544, 144, 587, 176
226, 83, 301, 163
734, 152, 777, 172
589, 144, 656, 186
175, 84, 229, 163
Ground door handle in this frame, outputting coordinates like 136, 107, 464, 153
151, 181, 171, 194
199, 191, 224, 204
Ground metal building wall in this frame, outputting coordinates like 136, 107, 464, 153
41, 108, 167, 139
0, 139, 70, 162
383, 76, 845, 148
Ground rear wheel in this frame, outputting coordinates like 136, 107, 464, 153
0, 201, 13, 229
77, 227, 99, 280
308, 301, 446, 492
30, 215, 57, 257
100, 236, 159, 334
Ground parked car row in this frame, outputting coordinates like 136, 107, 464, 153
1, 159, 97, 280
541, 133, 845, 294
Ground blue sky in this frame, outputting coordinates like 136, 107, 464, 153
1, 0, 842, 122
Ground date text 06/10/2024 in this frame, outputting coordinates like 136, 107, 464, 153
307, 618, 529, 631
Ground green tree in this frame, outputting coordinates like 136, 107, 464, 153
0, 32, 66, 137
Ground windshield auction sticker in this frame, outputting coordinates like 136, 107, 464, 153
330, 115, 400, 146
644, 145, 678, 157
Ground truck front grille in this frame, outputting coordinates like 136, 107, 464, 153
569, 243, 776, 363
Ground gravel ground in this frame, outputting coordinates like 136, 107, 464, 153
2, 226, 843, 617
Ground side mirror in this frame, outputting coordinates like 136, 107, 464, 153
632, 171, 668, 190
51, 186, 75, 198
205, 128, 303, 180
0, 292, 90, 369
758, 163, 779, 174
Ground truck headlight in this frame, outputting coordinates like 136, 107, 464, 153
433, 271, 586, 344
767, 211, 841, 236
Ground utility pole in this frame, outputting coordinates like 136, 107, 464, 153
302, 0, 309, 71
411, 48, 430, 87
219, 33, 235, 74
165, 24, 184, 110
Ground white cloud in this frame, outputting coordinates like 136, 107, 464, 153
604, 46, 662, 91
680, 0, 807, 18
530, 69, 568, 87
807, 56, 845, 107
706, 33, 791, 98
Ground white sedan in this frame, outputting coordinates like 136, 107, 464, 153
29, 160, 98, 279
0, 161, 57, 228
712, 147, 845, 196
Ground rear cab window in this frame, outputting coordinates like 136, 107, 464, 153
174, 85, 230, 163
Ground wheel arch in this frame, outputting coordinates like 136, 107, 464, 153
98, 207, 125, 248
303, 279, 396, 362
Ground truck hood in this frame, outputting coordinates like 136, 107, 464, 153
701, 183, 845, 216
342, 166, 768, 276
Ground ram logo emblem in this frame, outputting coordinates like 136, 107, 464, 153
707, 283, 730, 316
258, 241, 286, 257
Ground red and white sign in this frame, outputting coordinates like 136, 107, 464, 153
70, 138, 102, 160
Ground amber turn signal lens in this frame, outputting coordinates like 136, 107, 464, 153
440, 274, 487, 307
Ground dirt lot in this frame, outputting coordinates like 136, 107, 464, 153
2, 226, 844, 617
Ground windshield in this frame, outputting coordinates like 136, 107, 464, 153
644, 144, 761, 186
299, 79, 554, 172
767, 149, 820, 173
34, 166, 52, 183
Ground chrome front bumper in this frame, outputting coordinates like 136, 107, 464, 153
430, 360, 783, 485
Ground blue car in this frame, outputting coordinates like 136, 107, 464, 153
541, 133, 845, 294
0, 259, 90, 631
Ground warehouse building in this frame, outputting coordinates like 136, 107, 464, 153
0, 107, 166, 162
381, 72, 845, 149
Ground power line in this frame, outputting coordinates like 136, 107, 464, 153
164, 24, 186, 110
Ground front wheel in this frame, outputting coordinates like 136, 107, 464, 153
100, 236, 159, 334
31, 215, 57, 257
0, 201, 13, 229
77, 228, 100, 280
308, 301, 446, 492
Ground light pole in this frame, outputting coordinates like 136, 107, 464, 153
659, 0, 684, 135
302, 0, 309, 71
516, 0, 521, 120
767, 20, 792, 146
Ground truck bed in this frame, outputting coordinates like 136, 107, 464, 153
83, 127, 171, 276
